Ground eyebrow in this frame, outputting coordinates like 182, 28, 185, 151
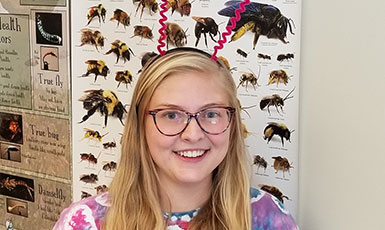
151, 103, 229, 111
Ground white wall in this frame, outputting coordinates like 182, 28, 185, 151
299, 0, 385, 229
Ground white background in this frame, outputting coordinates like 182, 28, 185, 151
299, 0, 385, 229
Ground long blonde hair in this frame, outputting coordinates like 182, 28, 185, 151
103, 49, 251, 230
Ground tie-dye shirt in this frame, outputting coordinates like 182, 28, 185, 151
53, 188, 298, 230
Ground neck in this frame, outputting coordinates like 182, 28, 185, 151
158, 177, 212, 213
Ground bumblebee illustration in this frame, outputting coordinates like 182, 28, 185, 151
110, 9, 130, 28
218, 1, 295, 49
260, 184, 290, 203
267, 69, 290, 87
79, 29, 105, 51
167, 0, 192, 16
263, 122, 293, 146
132, 25, 154, 40
115, 70, 133, 88
105, 40, 135, 63
81, 60, 110, 82
78, 89, 127, 126
134, 0, 159, 20
165, 22, 188, 49
192, 16, 220, 47
87, 4, 106, 25
253, 155, 267, 173
260, 88, 295, 115
272, 156, 293, 178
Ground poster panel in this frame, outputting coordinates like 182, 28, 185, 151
0, 14, 32, 109
71, 0, 301, 217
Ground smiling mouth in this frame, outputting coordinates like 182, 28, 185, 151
174, 150, 207, 158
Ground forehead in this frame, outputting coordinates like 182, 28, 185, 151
148, 71, 229, 110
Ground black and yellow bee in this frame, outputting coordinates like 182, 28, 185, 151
267, 69, 290, 87
87, 4, 106, 25
115, 70, 133, 88
81, 60, 110, 82
263, 122, 293, 146
81, 129, 107, 142
78, 89, 127, 126
105, 40, 135, 63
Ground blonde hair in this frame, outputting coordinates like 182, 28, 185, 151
103, 49, 251, 230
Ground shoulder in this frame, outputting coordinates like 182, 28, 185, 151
53, 193, 110, 230
250, 187, 299, 230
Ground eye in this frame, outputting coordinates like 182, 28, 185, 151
159, 110, 183, 121
205, 110, 220, 119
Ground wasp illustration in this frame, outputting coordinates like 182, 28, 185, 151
79, 29, 105, 51
87, 4, 106, 25
237, 67, 261, 91
81, 191, 92, 199
263, 122, 293, 146
165, 22, 188, 49
81, 60, 110, 82
167, 0, 192, 16
78, 89, 127, 126
267, 69, 290, 87
260, 184, 290, 203
218, 56, 237, 73
102, 161, 117, 172
253, 155, 267, 173
258, 53, 271, 60
80, 152, 98, 164
277, 53, 294, 62
42, 51, 57, 70
132, 25, 154, 40
105, 40, 135, 63
0, 177, 34, 200
134, 0, 159, 20
218, 1, 295, 49
110, 9, 131, 28
80, 173, 98, 184
103, 140, 117, 149
260, 88, 295, 115
115, 70, 134, 88
0, 114, 22, 144
192, 16, 220, 47
95, 185, 108, 194
236, 48, 248, 58
272, 156, 293, 178
81, 129, 108, 142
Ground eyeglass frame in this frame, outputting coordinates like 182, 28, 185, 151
148, 106, 236, 136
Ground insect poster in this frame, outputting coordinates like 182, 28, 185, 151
71, 0, 302, 218
0, 1, 71, 229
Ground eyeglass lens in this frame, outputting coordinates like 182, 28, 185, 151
152, 107, 233, 136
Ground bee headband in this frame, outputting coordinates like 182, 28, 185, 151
156, 0, 251, 61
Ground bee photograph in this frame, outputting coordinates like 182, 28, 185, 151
86, 4, 106, 26
35, 12, 63, 46
81, 128, 108, 142
81, 60, 110, 83
6, 198, 28, 217
0, 173, 35, 202
192, 16, 220, 48
78, 89, 127, 126
272, 156, 293, 178
0, 112, 23, 144
263, 122, 293, 147
40, 46, 59, 71
131, 25, 154, 41
0, 143, 21, 162
165, 22, 188, 49
260, 88, 295, 115
218, 1, 295, 49
115, 70, 134, 89
110, 8, 131, 29
133, 0, 159, 20
105, 40, 135, 63
79, 28, 105, 51
237, 67, 261, 91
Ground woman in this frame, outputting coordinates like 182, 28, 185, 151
54, 48, 298, 230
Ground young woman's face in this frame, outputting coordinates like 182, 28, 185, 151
145, 71, 231, 189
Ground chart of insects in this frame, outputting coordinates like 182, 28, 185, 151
71, 0, 302, 218
0, 1, 72, 229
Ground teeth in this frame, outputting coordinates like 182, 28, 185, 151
176, 150, 205, 158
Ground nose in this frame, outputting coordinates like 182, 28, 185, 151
180, 117, 205, 142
